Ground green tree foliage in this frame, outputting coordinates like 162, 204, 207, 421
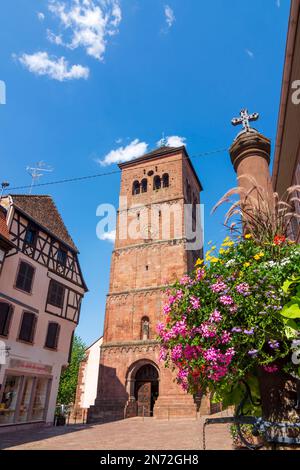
57, 335, 86, 405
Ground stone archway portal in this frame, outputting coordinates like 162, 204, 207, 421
134, 364, 159, 417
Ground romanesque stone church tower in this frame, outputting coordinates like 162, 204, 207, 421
88, 145, 204, 422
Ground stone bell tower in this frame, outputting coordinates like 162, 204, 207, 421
88, 145, 205, 422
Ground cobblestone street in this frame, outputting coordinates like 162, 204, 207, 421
0, 415, 232, 451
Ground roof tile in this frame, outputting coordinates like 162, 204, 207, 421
10, 195, 78, 252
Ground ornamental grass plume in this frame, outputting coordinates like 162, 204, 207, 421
212, 176, 300, 244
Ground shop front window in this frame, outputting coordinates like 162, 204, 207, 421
0, 376, 22, 425
0, 375, 51, 425
18, 377, 34, 423
32, 378, 49, 421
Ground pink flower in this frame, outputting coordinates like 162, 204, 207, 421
229, 305, 238, 314
208, 365, 228, 381
195, 268, 205, 281
180, 275, 193, 286
200, 323, 217, 338
177, 369, 189, 390
209, 309, 222, 323
163, 304, 172, 315
157, 322, 165, 335
168, 295, 177, 305
159, 347, 168, 362
219, 295, 234, 306
171, 344, 183, 361
210, 281, 228, 293
203, 347, 219, 363
184, 345, 199, 360
190, 296, 200, 310
221, 331, 231, 344
170, 317, 188, 338
263, 364, 279, 373
176, 289, 184, 300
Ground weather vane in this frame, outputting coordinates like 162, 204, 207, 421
26, 161, 53, 194
231, 109, 259, 133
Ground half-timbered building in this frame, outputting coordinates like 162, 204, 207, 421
0, 195, 87, 429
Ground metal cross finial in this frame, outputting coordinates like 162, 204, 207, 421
160, 132, 168, 147
231, 109, 259, 133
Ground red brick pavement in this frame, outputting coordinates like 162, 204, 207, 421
0, 415, 232, 451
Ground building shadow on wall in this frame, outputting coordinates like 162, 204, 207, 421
87, 364, 128, 424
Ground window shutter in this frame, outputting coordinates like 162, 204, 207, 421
30, 314, 37, 343
68, 331, 74, 363
16, 262, 34, 293
25, 265, 34, 292
48, 280, 65, 308
19, 312, 36, 343
3, 306, 13, 336
0, 303, 11, 336
45, 322, 60, 349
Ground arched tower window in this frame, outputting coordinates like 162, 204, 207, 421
141, 316, 150, 340
162, 173, 169, 188
132, 181, 140, 195
153, 176, 161, 191
141, 179, 148, 193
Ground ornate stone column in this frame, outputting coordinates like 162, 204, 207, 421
229, 110, 299, 447
229, 130, 273, 200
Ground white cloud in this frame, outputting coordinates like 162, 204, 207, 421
100, 229, 116, 242
164, 5, 175, 29
245, 49, 254, 59
47, 29, 64, 45
98, 139, 148, 166
157, 135, 186, 148
18, 52, 89, 81
47, 0, 122, 61
37, 12, 45, 21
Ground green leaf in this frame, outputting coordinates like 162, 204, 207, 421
280, 303, 300, 319
282, 277, 300, 294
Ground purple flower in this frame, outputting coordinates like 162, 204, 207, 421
268, 340, 280, 350
236, 282, 251, 296
244, 328, 255, 335
219, 295, 234, 306
248, 349, 258, 357
232, 327, 242, 333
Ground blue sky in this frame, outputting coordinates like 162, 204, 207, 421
0, 0, 290, 346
